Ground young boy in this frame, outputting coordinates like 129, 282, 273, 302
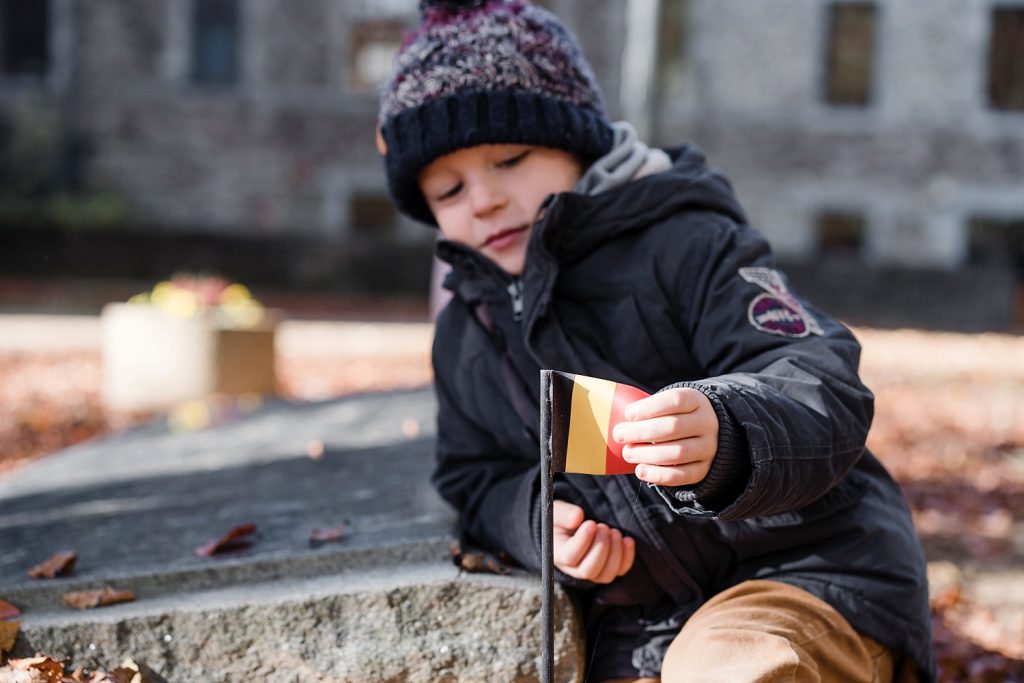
377, 1, 935, 680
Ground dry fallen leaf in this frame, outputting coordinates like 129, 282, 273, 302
4, 656, 64, 682
194, 522, 258, 557
0, 599, 20, 620
449, 540, 510, 575
0, 656, 169, 683
309, 524, 347, 548
62, 586, 135, 610
101, 667, 138, 683
27, 551, 77, 580
0, 620, 19, 655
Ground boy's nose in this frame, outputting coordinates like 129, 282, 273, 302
470, 180, 507, 217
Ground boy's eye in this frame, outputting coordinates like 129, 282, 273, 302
434, 182, 463, 201
497, 150, 530, 168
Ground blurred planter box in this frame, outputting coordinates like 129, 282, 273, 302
101, 303, 279, 412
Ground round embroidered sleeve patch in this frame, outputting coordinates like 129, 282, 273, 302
739, 267, 824, 338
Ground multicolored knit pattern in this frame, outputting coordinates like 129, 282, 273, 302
379, 1, 605, 123
377, 0, 615, 225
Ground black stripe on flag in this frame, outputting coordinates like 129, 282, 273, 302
543, 369, 574, 474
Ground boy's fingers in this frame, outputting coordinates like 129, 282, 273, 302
554, 519, 596, 568
623, 437, 714, 466
614, 413, 711, 444
595, 529, 623, 584
624, 388, 706, 421
618, 536, 635, 577
634, 461, 712, 488
553, 500, 585, 531
574, 524, 611, 579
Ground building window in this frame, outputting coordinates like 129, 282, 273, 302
823, 2, 877, 106
816, 210, 865, 258
988, 7, 1024, 111
656, 0, 688, 101
192, 0, 240, 85
351, 192, 399, 235
0, 0, 49, 77
350, 19, 405, 92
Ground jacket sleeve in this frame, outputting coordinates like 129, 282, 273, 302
430, 307, 543, 573
652, 211, 875, 521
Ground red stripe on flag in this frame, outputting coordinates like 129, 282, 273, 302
603, 382, 650, 475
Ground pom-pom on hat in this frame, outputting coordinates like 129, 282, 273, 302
377, 0, 615, 225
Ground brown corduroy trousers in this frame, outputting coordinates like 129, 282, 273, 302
607, 579, 912, 683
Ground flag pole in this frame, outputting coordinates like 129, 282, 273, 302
540, 370, 555, 683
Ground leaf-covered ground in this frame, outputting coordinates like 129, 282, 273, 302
0, 325, 1021, 681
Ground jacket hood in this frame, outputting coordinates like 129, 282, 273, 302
538, 143, 747, 263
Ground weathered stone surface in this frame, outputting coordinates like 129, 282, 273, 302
0, 388, 583, 681
13, 565, 583, 683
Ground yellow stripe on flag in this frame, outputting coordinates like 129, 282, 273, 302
565, 374, 616, 474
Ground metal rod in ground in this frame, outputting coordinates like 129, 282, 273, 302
540, 370, 555, 683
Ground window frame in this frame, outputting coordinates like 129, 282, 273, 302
821, 0, 879, 108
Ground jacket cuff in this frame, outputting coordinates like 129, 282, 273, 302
652, 381, 750, 517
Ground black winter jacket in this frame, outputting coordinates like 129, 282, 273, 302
431, 145, 935, 679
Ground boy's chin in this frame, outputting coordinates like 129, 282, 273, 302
484, 249, 527, 277
494, 256, 526, 277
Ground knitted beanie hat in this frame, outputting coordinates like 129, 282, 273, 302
377, 0, 616, 225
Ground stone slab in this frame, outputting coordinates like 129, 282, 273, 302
0, 388, 583, 681
11, 560, 583, 683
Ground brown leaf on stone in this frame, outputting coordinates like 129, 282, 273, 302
5, 656, 64, 682
0, 599, 20, 620
483, 557, 510, 575
449, 540, 510, 575
308, 523, 347, 548
194, 523, 258, 557
448, 540, 477, 571
62, 586, 135, 610
27, 552, 77, 580
0, 620, 19, 655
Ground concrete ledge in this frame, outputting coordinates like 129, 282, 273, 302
1, 388, 584, 681
13, 562, 583, 682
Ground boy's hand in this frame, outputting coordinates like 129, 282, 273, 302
612, 387, 719, 487
552, 500, 634, 584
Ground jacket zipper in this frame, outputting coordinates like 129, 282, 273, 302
507, 279, 524, 322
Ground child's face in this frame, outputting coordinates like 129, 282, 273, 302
418, 144, 583, 276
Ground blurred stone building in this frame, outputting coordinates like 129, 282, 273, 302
1, 0, 1022, 326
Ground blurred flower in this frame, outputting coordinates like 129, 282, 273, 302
167, 399, 211, 432
128, 274, 266, 328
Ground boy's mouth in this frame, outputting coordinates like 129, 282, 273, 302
482, 225, 529, 250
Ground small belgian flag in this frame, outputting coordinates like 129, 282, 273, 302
541, 370, 650, 475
